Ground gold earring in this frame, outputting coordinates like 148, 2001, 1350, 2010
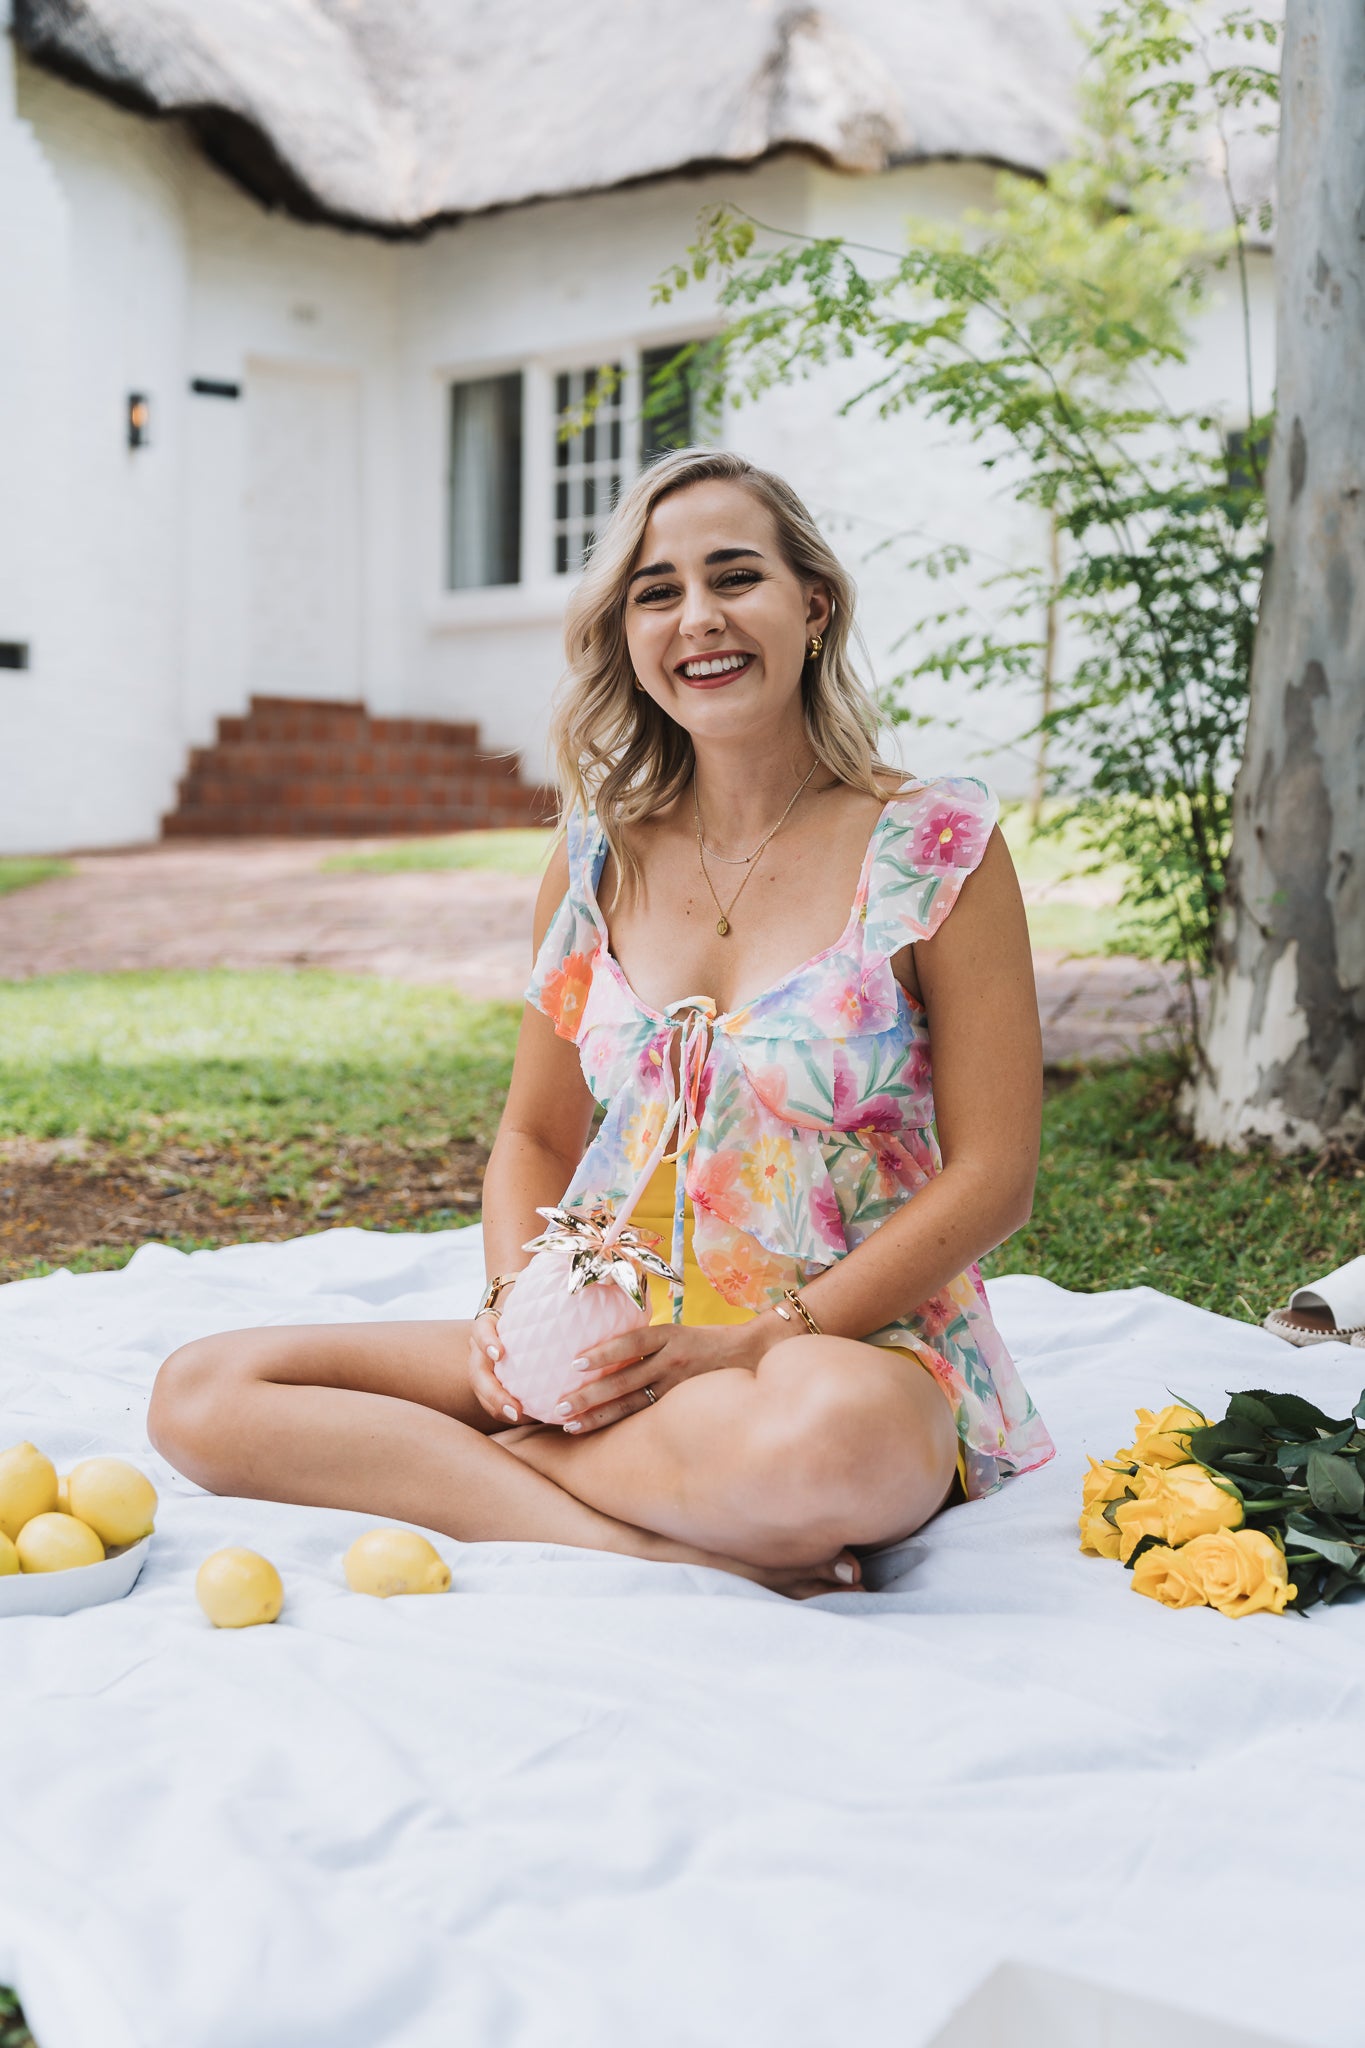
807, 634, 823, 658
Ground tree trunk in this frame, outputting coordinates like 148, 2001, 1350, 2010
1193, 0, 1365, 1154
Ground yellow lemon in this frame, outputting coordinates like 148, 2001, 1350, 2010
0, 1442, 59, 1542
56, 1474, 71, 1514
344, 1529, 451, 1598
196, 1548, 284, 1629
0, 1531, 19, 1576
17, 1512, 105, 1572
67, 1458, 158, 1548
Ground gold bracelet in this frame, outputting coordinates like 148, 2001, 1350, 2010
772, 1287, 822, 1337
476, 1272, 519, 1320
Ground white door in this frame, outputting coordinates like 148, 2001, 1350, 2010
245, 362, 362, 700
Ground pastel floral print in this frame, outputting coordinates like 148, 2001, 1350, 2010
527, 778, 1054, 1499
914, 802, 989, 871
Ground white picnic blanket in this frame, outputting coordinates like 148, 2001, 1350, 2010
0, 1229, 1361, 2048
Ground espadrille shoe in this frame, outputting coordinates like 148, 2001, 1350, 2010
1263, 1255, 1365, 1348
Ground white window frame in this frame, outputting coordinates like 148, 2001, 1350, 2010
428, 328, 719, 633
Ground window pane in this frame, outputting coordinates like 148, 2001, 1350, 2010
552, 360, 625, 576
447, 372, 523, 589
641, 342, 702, 467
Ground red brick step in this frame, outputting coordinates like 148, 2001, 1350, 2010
163, 696, 557, 838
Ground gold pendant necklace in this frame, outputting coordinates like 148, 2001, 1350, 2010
693, 762, 819, 936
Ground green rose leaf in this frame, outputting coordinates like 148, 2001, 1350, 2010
1353, 1390, 1365, 1426
1307, 1452, 1365, 1518
1121, 1532, 1164, 1574
1286, 1520, 1364, 1572
1186, 1418, 1264, 1462
1248, 1390, 1348, 1436
1226, 1392, 1281, 1433
1277, 1426, 1357, 1470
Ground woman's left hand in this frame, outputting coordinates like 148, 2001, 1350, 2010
552, 1320, 771, 1433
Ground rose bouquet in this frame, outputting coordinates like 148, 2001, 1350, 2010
1080, 1387, 1365, 1616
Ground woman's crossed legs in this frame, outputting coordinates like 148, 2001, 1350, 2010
148, 1323, 958, 1599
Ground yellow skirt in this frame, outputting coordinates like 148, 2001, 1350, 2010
632, 1159, 967, 1498
631, 1159, 750, 1327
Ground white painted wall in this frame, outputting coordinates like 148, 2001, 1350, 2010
401, 156, 1274, 794
0, 40, 1276, 852
395, 160, 815, 776
0, 44, 192, 854
177, 161, 401, 744
0, 55, 403, 852
0, 10, 71, 851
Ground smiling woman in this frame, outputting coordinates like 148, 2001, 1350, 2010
554, 453, 880, 909
149, 448, 1052, 1601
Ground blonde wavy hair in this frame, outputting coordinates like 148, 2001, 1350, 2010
550, 447, 900, 898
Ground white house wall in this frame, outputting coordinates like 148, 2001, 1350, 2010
0, 18, 70, 852
400, 156, 1272, 795
397, 159, 808, 775
0, 47, 1278, 852
2, 57, 403, 854
1, 52, 193, 854
178, 160, 402, 748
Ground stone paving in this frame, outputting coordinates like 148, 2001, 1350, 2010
0, 841, 1188, 1065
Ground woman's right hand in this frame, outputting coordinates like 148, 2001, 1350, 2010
468, 1313, 523, 1425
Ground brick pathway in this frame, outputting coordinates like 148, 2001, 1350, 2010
0, 842, 1188, 1064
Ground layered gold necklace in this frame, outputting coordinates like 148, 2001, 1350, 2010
692, 762, 819, 936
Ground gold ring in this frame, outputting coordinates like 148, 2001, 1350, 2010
643, 1386, 658, 1404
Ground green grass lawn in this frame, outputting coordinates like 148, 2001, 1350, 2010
0, 857, 72, 897
322, 828, 554, 878
984, 1060, 1361, 1320
1, 970, 1357, 1317
0, 971, 518, 1149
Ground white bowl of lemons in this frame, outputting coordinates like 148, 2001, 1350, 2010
0, 1441, 157, 1618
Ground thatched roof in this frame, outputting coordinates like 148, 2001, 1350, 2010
12, 0, 1106, 233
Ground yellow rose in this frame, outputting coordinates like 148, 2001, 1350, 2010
1078, 1501, 1123, 1559
1157, 1464, 1243, 1543
1081, 1456, 1137, 1509
1174, 1529, 1297, 1618
1130, 1544, 1209, 1610
1114, 1463, 1243, 1560
1114, 1495, 1168, 1563
1123, 1404, 1206, 1468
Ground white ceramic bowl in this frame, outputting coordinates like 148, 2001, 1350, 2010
0, 1534, 152, 1617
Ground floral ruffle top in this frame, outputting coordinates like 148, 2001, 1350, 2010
526, 778, 1053, 1499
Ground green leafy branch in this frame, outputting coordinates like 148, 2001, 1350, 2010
653, 5, 1274, 1041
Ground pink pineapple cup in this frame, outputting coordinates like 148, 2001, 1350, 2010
494, 1248, 652, 1423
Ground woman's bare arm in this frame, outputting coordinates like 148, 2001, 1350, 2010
479, 838, 599, 1285
468, 840, 598, 1416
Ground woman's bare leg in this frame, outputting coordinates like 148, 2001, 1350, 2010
147, 1321, 860, 1598
500, 1334, 959, 1567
